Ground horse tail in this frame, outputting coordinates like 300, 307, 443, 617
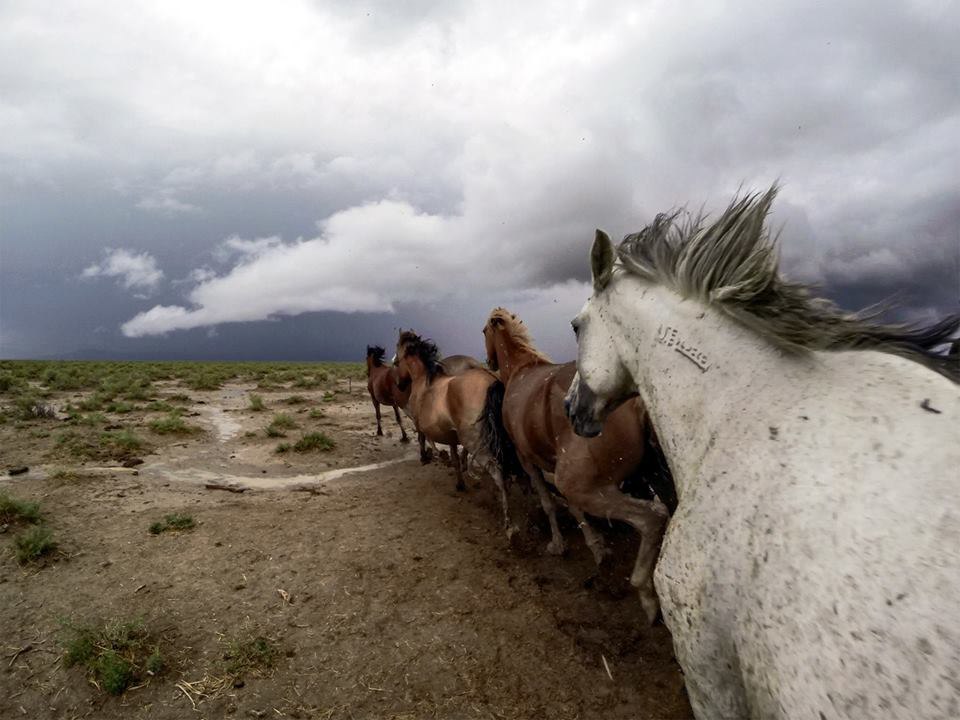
622, 419, 677, 514
478, 380, 524, 481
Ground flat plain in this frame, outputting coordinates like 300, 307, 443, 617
0, 360, 690, 719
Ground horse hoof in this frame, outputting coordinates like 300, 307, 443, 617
545, 539, 566, 556
400, 436, 410, 443
639, 591, 661, 626
455, 482, 467, 492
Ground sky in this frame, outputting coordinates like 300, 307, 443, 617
1, 0, 958, 361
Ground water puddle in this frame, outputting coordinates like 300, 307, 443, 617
196, 404, 242, 442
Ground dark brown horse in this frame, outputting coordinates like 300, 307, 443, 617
366, 345, 409, 442
483, 308, 669, 622
395, 332, 518, 535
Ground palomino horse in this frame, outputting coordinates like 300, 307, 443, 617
483, 308, 669, 622
565, 188, 960, 720
365, 345, 409, 442
395, 332, 516, 512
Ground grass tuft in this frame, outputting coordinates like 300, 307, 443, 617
148, 513, 195, 534
15, 525, 57, 564
265, 413, 297, 437
149, 412, 199, 435
60, 617, 164, 695
0, 490, 41, 524
248, 394, 265, 411
293, 432, 336, 453
223, 634, 278, 678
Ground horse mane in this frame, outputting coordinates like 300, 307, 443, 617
616, 186, 960, 382
399, 331, 447, 382
488, 308, 552, 364
366, 345, 386, 367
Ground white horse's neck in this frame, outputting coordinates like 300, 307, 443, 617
606, 277, 806, 500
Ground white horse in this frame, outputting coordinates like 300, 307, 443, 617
564, 188, 960, 720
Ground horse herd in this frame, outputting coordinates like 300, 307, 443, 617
365, 188, 960, 720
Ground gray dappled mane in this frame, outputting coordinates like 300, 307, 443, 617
617, 187, 960, 382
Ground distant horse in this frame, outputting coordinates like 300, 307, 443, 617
395, 331, 517, 520
483, 308, 669, 622
565, 188, 960, 720
365, 345, 409, 442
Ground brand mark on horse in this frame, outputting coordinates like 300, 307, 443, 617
656, 325, 710, 372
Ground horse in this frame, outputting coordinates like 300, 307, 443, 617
395, 332, 517, 522
483, 308, 670, 622
391, 341, 489, 465
564, 187, 960, 719
440, 354, 486, 375
365, 345, 409, 442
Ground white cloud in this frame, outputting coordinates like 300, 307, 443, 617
136, 189, 200, 215
82, 248, 164, 291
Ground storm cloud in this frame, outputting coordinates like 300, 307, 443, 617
1, 0, 958, 359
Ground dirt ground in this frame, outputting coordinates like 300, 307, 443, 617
0, 379, 691, 719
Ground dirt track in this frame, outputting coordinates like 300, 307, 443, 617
0, 381, 691, 719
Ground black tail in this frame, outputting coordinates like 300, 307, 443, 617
622, 425, 677, 514
478, 381, 525, 481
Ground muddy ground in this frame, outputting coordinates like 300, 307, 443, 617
0, 379, 691, 719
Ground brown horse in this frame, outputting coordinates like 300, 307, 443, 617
482, 308, 670, 622
365, 345, 409, 442
439, 354, 486, 374
391, 346, 488, 465
396, 331, 518, 533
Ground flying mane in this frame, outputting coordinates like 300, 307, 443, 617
488, 308, 552, 364
399, 331, 447, 382
366, 345, 386, 367
616, 186, 960, 382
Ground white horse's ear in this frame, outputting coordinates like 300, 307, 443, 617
591, 229, 614, 292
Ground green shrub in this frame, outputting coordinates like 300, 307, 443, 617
0, 491, 41, 524
148, 513, 195, 534
248, 394, 265, 411
60, 618, 163, 695
149, 412, 198, 435
293, 432, 335, 452
15, 525, 57, 564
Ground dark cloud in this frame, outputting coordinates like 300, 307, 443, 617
1, 0, 958, 359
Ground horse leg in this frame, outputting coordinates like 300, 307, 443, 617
460, 447, 469, 470
369, 391, 383, 436
554, 464, 668, 623
568, 505, 610, 567
474, 449, 519, 541
392, 404, 409, 442
450, 443, 466, 491
418, 432, 432, 464
522, 461, 566, 555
